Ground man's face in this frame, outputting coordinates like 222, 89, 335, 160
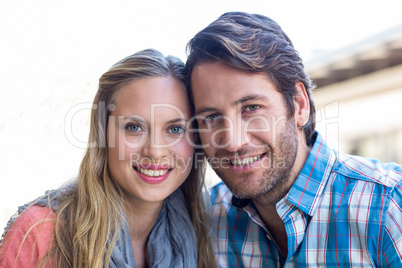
191, 62, 301, 200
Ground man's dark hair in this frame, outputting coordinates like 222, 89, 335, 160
186, 11, 316, 146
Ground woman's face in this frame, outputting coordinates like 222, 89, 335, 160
107, 76, 194, 206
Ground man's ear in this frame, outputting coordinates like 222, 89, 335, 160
293, 82, 310, 128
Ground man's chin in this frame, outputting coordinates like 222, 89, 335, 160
221, 180, 263, 199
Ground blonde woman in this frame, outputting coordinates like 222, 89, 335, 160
0, 49, 216, 268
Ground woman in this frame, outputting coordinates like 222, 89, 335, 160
0, 49, 216, 268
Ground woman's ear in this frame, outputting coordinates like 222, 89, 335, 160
293, 82, 310, 128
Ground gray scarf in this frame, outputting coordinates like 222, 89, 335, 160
0, 185, 197, 267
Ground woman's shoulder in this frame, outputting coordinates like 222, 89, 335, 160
21, 204, 54, 217
14, 205, 56, 229
0, 205, 56, 267
1, 205, 56, 244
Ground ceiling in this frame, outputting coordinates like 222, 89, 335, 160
306, 24, 402, 88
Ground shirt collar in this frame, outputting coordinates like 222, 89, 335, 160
283, 132, 337, 216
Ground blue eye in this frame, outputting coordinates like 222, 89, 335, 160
169, 126, 184, 134
126, 123, 141, 132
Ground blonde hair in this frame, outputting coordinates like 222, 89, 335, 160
17, 49, 215, 267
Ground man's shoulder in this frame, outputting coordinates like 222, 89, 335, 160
209, 181, 233, 207
333, 152, 402, 188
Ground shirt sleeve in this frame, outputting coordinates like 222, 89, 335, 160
0, 205, 56, 268
382, 180, 402, 266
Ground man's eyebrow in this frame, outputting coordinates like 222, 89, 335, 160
233, 94, 271, 105
195, 94, 271, 116
194, 107, 218, 116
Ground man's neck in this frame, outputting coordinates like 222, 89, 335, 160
253, 182, 290, 257
251, 136, 312, 259
254, 203, 288, 258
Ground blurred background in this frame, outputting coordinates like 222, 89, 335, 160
1, 0, 402, 232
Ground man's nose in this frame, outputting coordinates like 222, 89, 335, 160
219, 115, 248, 152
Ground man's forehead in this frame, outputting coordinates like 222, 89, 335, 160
191, 62, 275, 90
191, 62, 277, 100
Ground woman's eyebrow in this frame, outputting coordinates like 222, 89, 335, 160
122, 115, 145, 122
122, 116, 188, 125
165, 118, 188, 124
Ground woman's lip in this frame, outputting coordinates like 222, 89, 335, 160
134, 168, 172, 184
136, 163, 172, 170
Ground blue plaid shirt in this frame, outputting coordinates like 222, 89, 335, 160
210, 132, 402, 267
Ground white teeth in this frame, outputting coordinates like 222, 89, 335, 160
138, 168, 168, 177
230, 156, 260, 166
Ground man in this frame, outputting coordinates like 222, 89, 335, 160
186, 12, 402, 267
